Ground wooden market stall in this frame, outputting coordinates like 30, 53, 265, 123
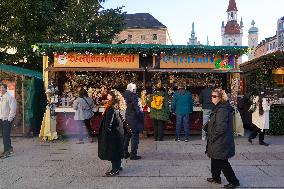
35, 43, 248, 139
240, 51, 284, 135
0, 64, 45, 136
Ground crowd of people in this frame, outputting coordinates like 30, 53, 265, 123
0, 80, 272, 189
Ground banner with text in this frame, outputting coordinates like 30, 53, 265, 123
54, 53, 139, 68
155, 54, 235, 69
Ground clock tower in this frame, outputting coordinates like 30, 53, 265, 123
221, 0, 243, 47
248, 20, 259, 60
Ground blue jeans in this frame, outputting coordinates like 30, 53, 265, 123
176, 114, 190, 140
0, 120, 12, 152
202, 109, 211, 138
77, 120, 85, 141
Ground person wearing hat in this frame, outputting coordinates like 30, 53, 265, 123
171, 82, 193, 142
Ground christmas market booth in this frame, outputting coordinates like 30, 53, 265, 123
0, 63, 45, 136
240, 51, 284, 135
34, 43, 248, 140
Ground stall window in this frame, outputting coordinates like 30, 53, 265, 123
128, 35, 132, 42
153, 34, 157, 40
273, 74, 284, 86
114, 36, 119, 42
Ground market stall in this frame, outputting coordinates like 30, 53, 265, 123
0, 64, 45, 136
240, 51, 284, 135
35, 43, 248, 139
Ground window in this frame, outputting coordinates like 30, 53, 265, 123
270, 43, 273, 50
273, 42, 276, 49
141, 35, 146, 41
153, 34, 157, 40
128, 35, 132, 42
282, 22, 284, 29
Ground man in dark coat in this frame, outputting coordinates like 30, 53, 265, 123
123, 83, 144, 160
199, 81, 214, 140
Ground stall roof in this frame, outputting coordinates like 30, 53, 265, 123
240, 51, 284, 72
35, 43, 248, 56
0, 64, 43, 79
45, 66, 145, 72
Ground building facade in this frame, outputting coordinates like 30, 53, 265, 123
254, 36, 278, 59
277, 16, 284, 51
221, 0, 243, 46
112, 13, 168, 45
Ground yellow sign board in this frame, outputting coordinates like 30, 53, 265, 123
54, 53, 139, 68
157, 54, 235, 69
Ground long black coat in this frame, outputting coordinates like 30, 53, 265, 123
206, 102, 235, 160
98, 107, 124, 161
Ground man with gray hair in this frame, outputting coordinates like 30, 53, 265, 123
0, 84, 16, 159
123, 83, 144, 160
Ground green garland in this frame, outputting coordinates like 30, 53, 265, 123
34, 43, 248, 57
241, 51, 284, 95
267, 105, 284, 135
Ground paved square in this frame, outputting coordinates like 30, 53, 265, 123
0, 136, 284, 188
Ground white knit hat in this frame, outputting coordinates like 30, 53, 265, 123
126, 83, 137, 93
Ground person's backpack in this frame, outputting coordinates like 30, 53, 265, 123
151, 95, 164, 110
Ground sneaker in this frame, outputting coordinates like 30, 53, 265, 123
175, 138, 181, 142
130, 155, 142, 160
259, 141, 269, 146
8, 147, 14, 154
224, 182, 240, 189
105, 170, 119, 177
0, 151, 11, 159
206, 178, 221, 184
184, 139, 189, 142
202, 136, 206, 141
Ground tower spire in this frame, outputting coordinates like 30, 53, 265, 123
227, 0, 238, 12
191, 22, 195, 35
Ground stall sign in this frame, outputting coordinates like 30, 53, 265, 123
155, 54, 235, 69
54, 53, 139, 68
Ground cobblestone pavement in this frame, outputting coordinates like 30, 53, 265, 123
0, 135, 284, 189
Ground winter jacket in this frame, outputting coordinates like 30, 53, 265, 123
148, 89, 170, 121
171, 90, 193, 116
206, 102, 235, 160
251, 96, 270, 130
73, 97, 94, 120
98, 107, 124, 161
123, 90, 144, 133
199, 87, 214, 110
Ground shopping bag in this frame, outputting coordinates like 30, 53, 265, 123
233, 108, 244, 136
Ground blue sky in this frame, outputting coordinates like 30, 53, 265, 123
103, 0, 283, 46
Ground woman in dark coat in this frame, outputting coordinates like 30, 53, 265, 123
98, 89, 126, 177
205, 88, 240, 189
